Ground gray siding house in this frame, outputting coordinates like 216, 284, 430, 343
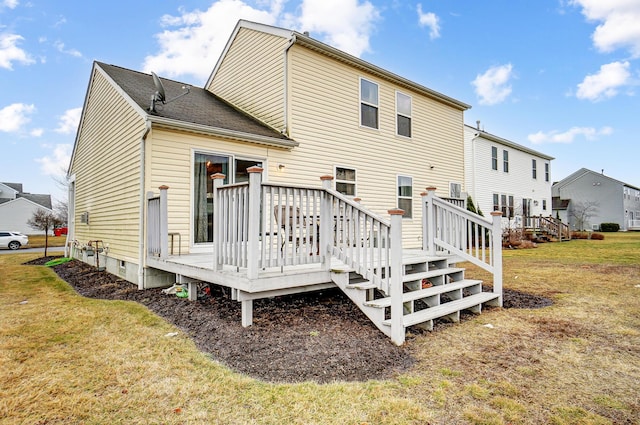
552, 168, 640, 231
0, 182, 53, 235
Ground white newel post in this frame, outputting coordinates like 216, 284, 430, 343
425, 187, 437, 255
247, 166, 263, 280
490, 211, 503, 307
159, 185, 169, 259
320, 175, 333, 271
388, 208, 405, 346
211, 173, 225, 271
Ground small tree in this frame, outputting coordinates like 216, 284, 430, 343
570, 201, 599, 231
27, 209, 64, 256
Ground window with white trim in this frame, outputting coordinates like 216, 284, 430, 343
503, 150, 509, 173
396, 91, 412, 137
335, 166, 356, 196
494, 193, 514, 218
397, 175, 413, 218
493, 193, 500, 212
450, 182, 462, 199
545, 163, 550, 182
542, 199, 547, 211
491, 146, 498, 170
360, 78, 379, 129
532, 159, 537, 179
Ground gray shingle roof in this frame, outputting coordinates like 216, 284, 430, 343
17, 194, 52, 209
97, 62, 290, 141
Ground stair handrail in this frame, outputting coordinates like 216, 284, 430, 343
423, 188, 502, 305
321, 177, 393, 294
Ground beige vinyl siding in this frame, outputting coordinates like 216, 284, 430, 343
208, 28, 287, 132
70, 69, 145, 261
278, 45, 464, 247
147, 128, 270, 253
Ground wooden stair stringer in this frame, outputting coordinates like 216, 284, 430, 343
330, 268, 390, 338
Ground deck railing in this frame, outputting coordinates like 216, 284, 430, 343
146, 185, 168, 258
423, 187, 503, 304
525, 215, 570, 240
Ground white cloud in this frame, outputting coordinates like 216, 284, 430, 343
143, 0, 380, 83
571, 0, 640, 57
528, 126, 613, 144
0, 33, 35, 69
472, 63, 514, 105
417, 4, 440, 40
576, 60, 631, 101
142, 0, 280, 83
291, 0, 380, 57
1, 0, 19, 8
30, 128, 43, 137
0, 103, 35, 133
36, 144, 72, 177
53, 40, 82, 58
55, 107, 82, 134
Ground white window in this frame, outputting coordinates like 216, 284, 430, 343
335, 166, 356, 196
503, 150, 509, 173
450, 182, 462, 199
491, 146, 498, 170
545, 163, 550, 182
494, 193, 514, 218
397, 175, 413, 218
532, 159, 537, 179
542, 199, 547, 211
360, 78, 379, 129
396, 91, 412, 137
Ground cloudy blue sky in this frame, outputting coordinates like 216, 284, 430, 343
1, 0, 638, 203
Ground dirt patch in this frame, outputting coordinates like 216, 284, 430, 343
25, 257, 551, 383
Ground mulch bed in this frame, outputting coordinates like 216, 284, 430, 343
25, 257, 552, 383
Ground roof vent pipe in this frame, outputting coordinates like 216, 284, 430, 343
476, 120, 481, 130
303, 31, 309, 36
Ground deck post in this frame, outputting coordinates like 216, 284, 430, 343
247, 167, 263, 279
424, 187, 437, 255
211, 174, 226, 271
320, 176, 333, 270
388, 208, 405, 346
490, 211, 503, 306
159, 185, 169, 259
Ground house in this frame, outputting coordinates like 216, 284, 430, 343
462, 124, 569, 240
552, 168, 640, 231
67, 20, 503, 345
0, 182, 53, 234
463, 123, 554, 221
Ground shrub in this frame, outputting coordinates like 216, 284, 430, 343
571, 231, 605, 240
600, 223, 620, 232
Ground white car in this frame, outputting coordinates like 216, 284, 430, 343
0, 231, 29, 250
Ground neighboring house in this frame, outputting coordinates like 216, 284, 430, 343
68, 20, 503, 344
463, 123, 554, 226
0, 182, 53, 235
552, 168, 640, 231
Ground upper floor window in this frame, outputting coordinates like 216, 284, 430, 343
335, 166, 356, 196
491, 146, 498, 170
397, 175, 413, 218
532, 159, 537, 179
503, 150, 509, 173
360, 78, 378, 129
396, 91, 412, 137
545, 163, 550, 182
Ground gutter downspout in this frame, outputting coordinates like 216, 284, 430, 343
138, 120, 152, 290
282, 34, 297, 136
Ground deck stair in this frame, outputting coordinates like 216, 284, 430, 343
331, 253, 500, 339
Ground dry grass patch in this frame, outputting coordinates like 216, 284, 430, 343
2, 233, 640, 424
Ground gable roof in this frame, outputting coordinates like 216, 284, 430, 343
95, 62, 297, 147
0, 196, 53, 212
1, 182, 22, 193
207, 20, 471, 112
464, 124, 554, 160
554, 168, 640, 191
0, 182, 51, 208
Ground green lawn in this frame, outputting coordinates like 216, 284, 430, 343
1, 232, 639, 424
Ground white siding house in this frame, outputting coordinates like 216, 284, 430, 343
463, 124, 554, 225
0, 182, 53, 235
